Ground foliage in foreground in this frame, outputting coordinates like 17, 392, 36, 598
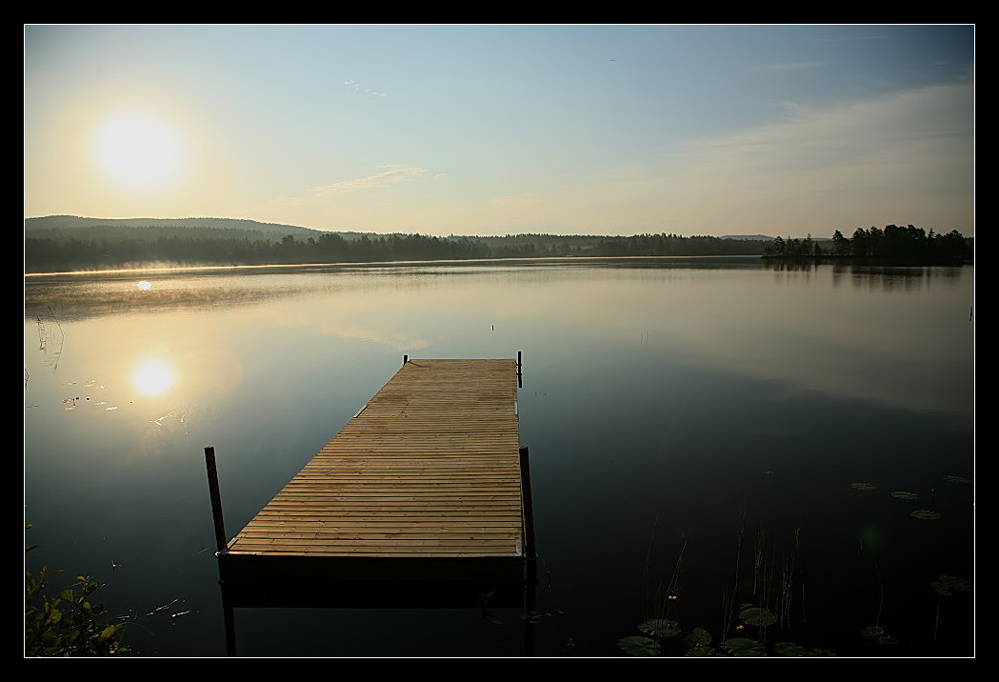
25, 527, 129, 656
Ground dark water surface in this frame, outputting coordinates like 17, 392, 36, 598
24, 258, 975, 657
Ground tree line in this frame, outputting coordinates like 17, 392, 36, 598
23, 227, 766, 273
762, 225, 972, 262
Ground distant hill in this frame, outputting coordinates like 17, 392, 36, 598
25, 215, 322, 238
720, 234, 773, 241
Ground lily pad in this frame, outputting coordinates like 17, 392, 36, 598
942, 475, 971, 484
890, 490, 920, 500
639, 618, 681, 638
850, 482, 877, 491
740, 606, 778, 627
931, 575, 972, 597
617, 635, 660, 656
911, 509, 941, 520
688, 627, 712, 647
721, 637, 767, 656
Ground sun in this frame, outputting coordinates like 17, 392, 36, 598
91, 111, 186, 192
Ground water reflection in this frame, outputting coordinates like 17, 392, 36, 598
22, 259, 974, 656
132, 358, 176, 396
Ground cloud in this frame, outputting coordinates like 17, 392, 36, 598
309, 165, 427, 195
494, 80, 974, 236
673, 80, 973, 184
268, 196, 311, 206
343, 79, 387, 97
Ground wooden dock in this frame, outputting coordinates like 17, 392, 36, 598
213, 358, 531, 584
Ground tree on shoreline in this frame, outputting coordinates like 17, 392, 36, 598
23, 228, 766, 273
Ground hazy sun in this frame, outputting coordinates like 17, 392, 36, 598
91, 111, 186, 192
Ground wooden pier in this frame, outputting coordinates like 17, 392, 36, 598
210, 357, 533, 586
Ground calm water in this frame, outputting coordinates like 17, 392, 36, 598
23, 258, 975, 657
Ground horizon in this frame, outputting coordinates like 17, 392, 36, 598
28, 213, 973, 241
24, 25, 975, 239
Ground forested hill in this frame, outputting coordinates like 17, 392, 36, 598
25, 215, 322, 239
23, 215, 768, 273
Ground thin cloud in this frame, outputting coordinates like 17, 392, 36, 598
505, 80, 973, 236
343, 79, 387, 97
310, 165, 427, 194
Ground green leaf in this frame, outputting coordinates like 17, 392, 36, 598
850, 482, 877, 491
890, 490, 920, 500
689, 627, 712, 646
911, 509, 941, 520
942, 475, 971, 484
939, 575, 972, 591
932, 575, 972, 596
617, 635, 661, 656
930, 581, 953, 597
639, 618, 681, 638
740, 606, 778, 627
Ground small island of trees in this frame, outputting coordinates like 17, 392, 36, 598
762, 225, 972, 263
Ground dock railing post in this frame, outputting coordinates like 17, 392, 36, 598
517, 350, 523, 389
204, 446, 228, 555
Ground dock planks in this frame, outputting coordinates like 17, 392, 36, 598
219, 358, 525, 581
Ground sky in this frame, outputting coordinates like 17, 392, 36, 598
23, 24, 975, 238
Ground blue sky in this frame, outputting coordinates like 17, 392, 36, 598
24, 24, 974, 237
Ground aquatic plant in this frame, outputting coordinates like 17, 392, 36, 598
25, 526, 129, 656
618, 513, 828, 657
930, 574, 972, 648
941, 475, 971, 484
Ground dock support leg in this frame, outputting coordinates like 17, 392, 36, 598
520, 443, 537, 656
204, 446, 227, 555
519, 445, 536, 561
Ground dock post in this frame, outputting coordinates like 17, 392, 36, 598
204, 446, 228, 554
519, 445, 536, 561
403, 354, 409, 366
517, 350, 523, 388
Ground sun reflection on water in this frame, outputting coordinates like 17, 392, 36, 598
132, 358, 176, 396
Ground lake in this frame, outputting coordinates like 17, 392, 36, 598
23, 257, 975, 657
